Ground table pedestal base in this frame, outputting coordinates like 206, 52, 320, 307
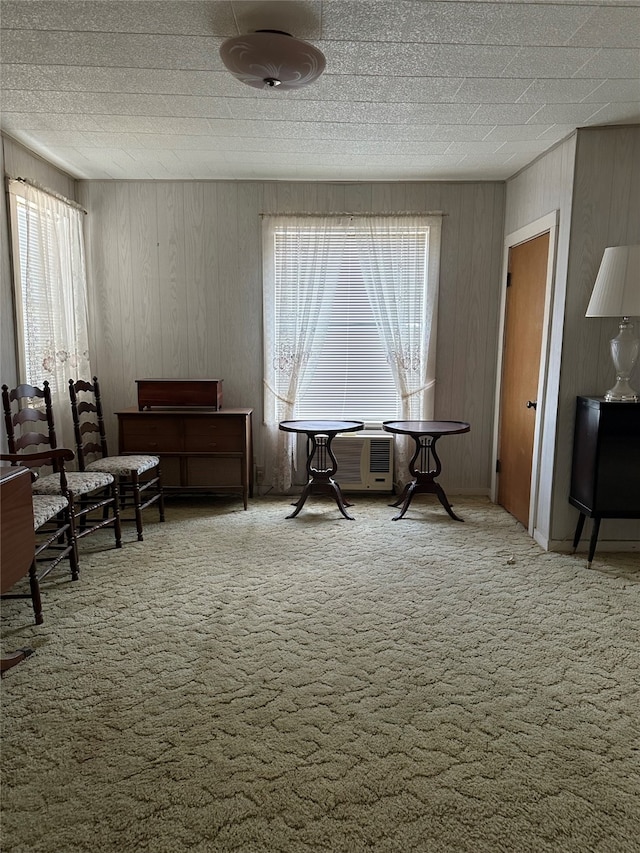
390, 476, 464, 521
383, 420, 470, 523
288, 477, 355, 520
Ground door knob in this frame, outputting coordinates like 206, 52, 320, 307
526, 400, 537, 410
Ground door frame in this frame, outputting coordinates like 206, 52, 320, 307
491, 211, 559, 536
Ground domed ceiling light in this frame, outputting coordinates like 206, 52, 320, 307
219, 29, 326, 90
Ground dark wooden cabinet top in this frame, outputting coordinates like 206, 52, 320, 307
135, 378, 223, 410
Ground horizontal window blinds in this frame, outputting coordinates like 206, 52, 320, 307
272, 226, 429, 423
14, 198, 65, 389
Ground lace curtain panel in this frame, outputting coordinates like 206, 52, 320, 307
263, 216, 343, 493
8, 179, 92, 447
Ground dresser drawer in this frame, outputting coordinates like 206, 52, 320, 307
120, 417, 182, 452
185, 457, 241, 487
183, 417, 244, 452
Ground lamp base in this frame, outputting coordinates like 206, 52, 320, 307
604, 383, 639, 403
605, 318, 639, 402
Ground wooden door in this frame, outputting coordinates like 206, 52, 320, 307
497, 232, 549, 527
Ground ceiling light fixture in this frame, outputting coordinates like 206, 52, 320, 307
219, 29, 326, 91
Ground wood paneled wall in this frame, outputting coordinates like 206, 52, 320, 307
505, 135, 577, 548
557, 126, 640, 545
78, 180, 505, 493
506, 126, 640, 548
3, 135, 78, 200
4, 128, 637, 547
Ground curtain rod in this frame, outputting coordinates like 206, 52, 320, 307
260, 211, 447, 217
6, 175, 87, 214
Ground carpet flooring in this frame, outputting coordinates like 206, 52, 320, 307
1, 494, 639, 853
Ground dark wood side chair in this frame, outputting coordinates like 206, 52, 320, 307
2, 381, 122, 552
69, 377, 165, 541
1, 448, 78, 624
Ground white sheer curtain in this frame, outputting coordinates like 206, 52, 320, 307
359, 215, 442, 479
262, 216, 344, 492
8, 179, 92, 447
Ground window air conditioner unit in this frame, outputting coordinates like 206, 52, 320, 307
331, 431, 394, 492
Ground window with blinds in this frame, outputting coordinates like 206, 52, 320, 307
13, 197, 63, 388
271, 223, 430, 424
7, 178, 91, 409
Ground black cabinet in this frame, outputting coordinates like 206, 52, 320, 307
569, 396, 640, 565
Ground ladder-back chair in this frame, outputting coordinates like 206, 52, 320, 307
1, 448, 79, 623
2, 381, 122, 552
69, 377, 165, 541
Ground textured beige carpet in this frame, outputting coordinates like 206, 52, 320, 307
1, 495, 639, 853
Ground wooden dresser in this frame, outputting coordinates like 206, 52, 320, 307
116, 407, 253, 508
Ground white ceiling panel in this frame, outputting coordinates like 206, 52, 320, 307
0, 1, 236, 35
574, 48, 640, 78
481, 4, 596, 44
566, 6, 640, 47
516, 79, 605, 102
1, 0, 638, 182
468, 103, 544, 123
483, 124, 557, 140
582, 79, 640, 101
453, 79, 533, 102
501, 47, 602, 77
526, 103, 612, 123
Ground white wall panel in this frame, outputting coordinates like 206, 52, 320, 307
505, 135, 577, 548
505, 126, 640, 550
3, 135, 77, 199
79, 179, 506, 493
4, 131, 637, 545
557, 126, 640, 546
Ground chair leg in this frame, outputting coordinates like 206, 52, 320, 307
67, 511, 80, 581
78, 495, 89, 532
112, 484, 123, 548
28, 560, 43, 625
56, 510, 66, 545
132, 473, 144, 541
157, 467, 165, 523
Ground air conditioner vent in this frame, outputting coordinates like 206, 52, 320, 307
369, 439, 392, 472
331, 431, 394, 492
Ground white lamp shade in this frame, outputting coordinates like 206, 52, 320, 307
586, 244, 640, 317
219, 30, 326, 91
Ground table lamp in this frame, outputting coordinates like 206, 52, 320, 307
585, 245, 640, 402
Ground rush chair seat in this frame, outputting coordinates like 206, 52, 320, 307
0, 448, 79, 624
69, 377, 165, 541
2, 381, 122, 552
